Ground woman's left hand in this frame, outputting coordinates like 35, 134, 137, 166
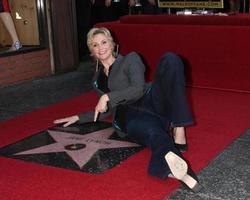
94, 94, 110, 121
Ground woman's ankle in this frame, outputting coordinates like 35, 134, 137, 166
173, 127, 186, 144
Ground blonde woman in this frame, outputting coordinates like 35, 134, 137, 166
54, 27, 201, 192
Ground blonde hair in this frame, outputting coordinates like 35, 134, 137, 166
87, 27, 116, 55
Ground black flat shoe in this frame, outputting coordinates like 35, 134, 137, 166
175, 143, 188, 152
169, 127, 188, 152
165, 151, 202, 193
181, 167, 203, 193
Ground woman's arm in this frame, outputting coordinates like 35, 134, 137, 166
107, 52, 146, 108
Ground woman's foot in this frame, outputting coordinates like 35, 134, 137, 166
9, 41, 22, 51
165, 151, 201, 192
173, 127, 188, 152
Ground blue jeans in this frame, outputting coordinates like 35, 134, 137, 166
124, 52, 193, 179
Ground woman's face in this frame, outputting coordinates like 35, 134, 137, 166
91, 33, 113, 62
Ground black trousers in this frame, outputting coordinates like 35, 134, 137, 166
124, 52, 193, 178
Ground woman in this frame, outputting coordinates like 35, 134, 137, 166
54, 27, 201, 192
0, 0, 22, 51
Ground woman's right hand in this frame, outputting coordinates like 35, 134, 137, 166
53, 115, 79, 127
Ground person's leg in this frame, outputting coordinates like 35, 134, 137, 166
141, 1, 155, 14
153, 52, 193, 124
0, 12, 22, 51
149, 52, 193, 147
172, 127, 186, 147
92, 4, 114, 23
110, 2, 120, 21
116, 0, 129, 18
76, 0, 92, 59
125, 111, 179, 178
125, 111, 200, 192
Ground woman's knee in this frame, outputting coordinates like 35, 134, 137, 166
162, 52, 178, 60
159, 52, 184, 73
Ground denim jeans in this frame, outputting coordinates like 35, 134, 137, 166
124, 52, 193, 179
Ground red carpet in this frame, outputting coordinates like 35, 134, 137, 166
0, 88, 250, 200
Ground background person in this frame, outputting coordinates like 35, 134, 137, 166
0, 0, 22, 51
91, 0, 134, 23
140, 0, 163, 14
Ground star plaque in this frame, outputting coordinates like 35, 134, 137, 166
0, 122, 143, 174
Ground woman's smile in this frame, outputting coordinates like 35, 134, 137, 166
92, 34, 113, 62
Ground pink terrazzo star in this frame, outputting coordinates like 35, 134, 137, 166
15, 127, 140, 168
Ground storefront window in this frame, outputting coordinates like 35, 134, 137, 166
0, 0, 47, 55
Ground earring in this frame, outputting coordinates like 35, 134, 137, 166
95, 59, 99, 72
113, 44, 119, 57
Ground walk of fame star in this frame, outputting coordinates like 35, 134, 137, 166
0, 122, 143, 173
15, 127, 140, 168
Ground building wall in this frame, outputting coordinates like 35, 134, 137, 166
0, 50, 52, 87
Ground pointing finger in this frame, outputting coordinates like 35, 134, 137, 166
94, 110, 99, 122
